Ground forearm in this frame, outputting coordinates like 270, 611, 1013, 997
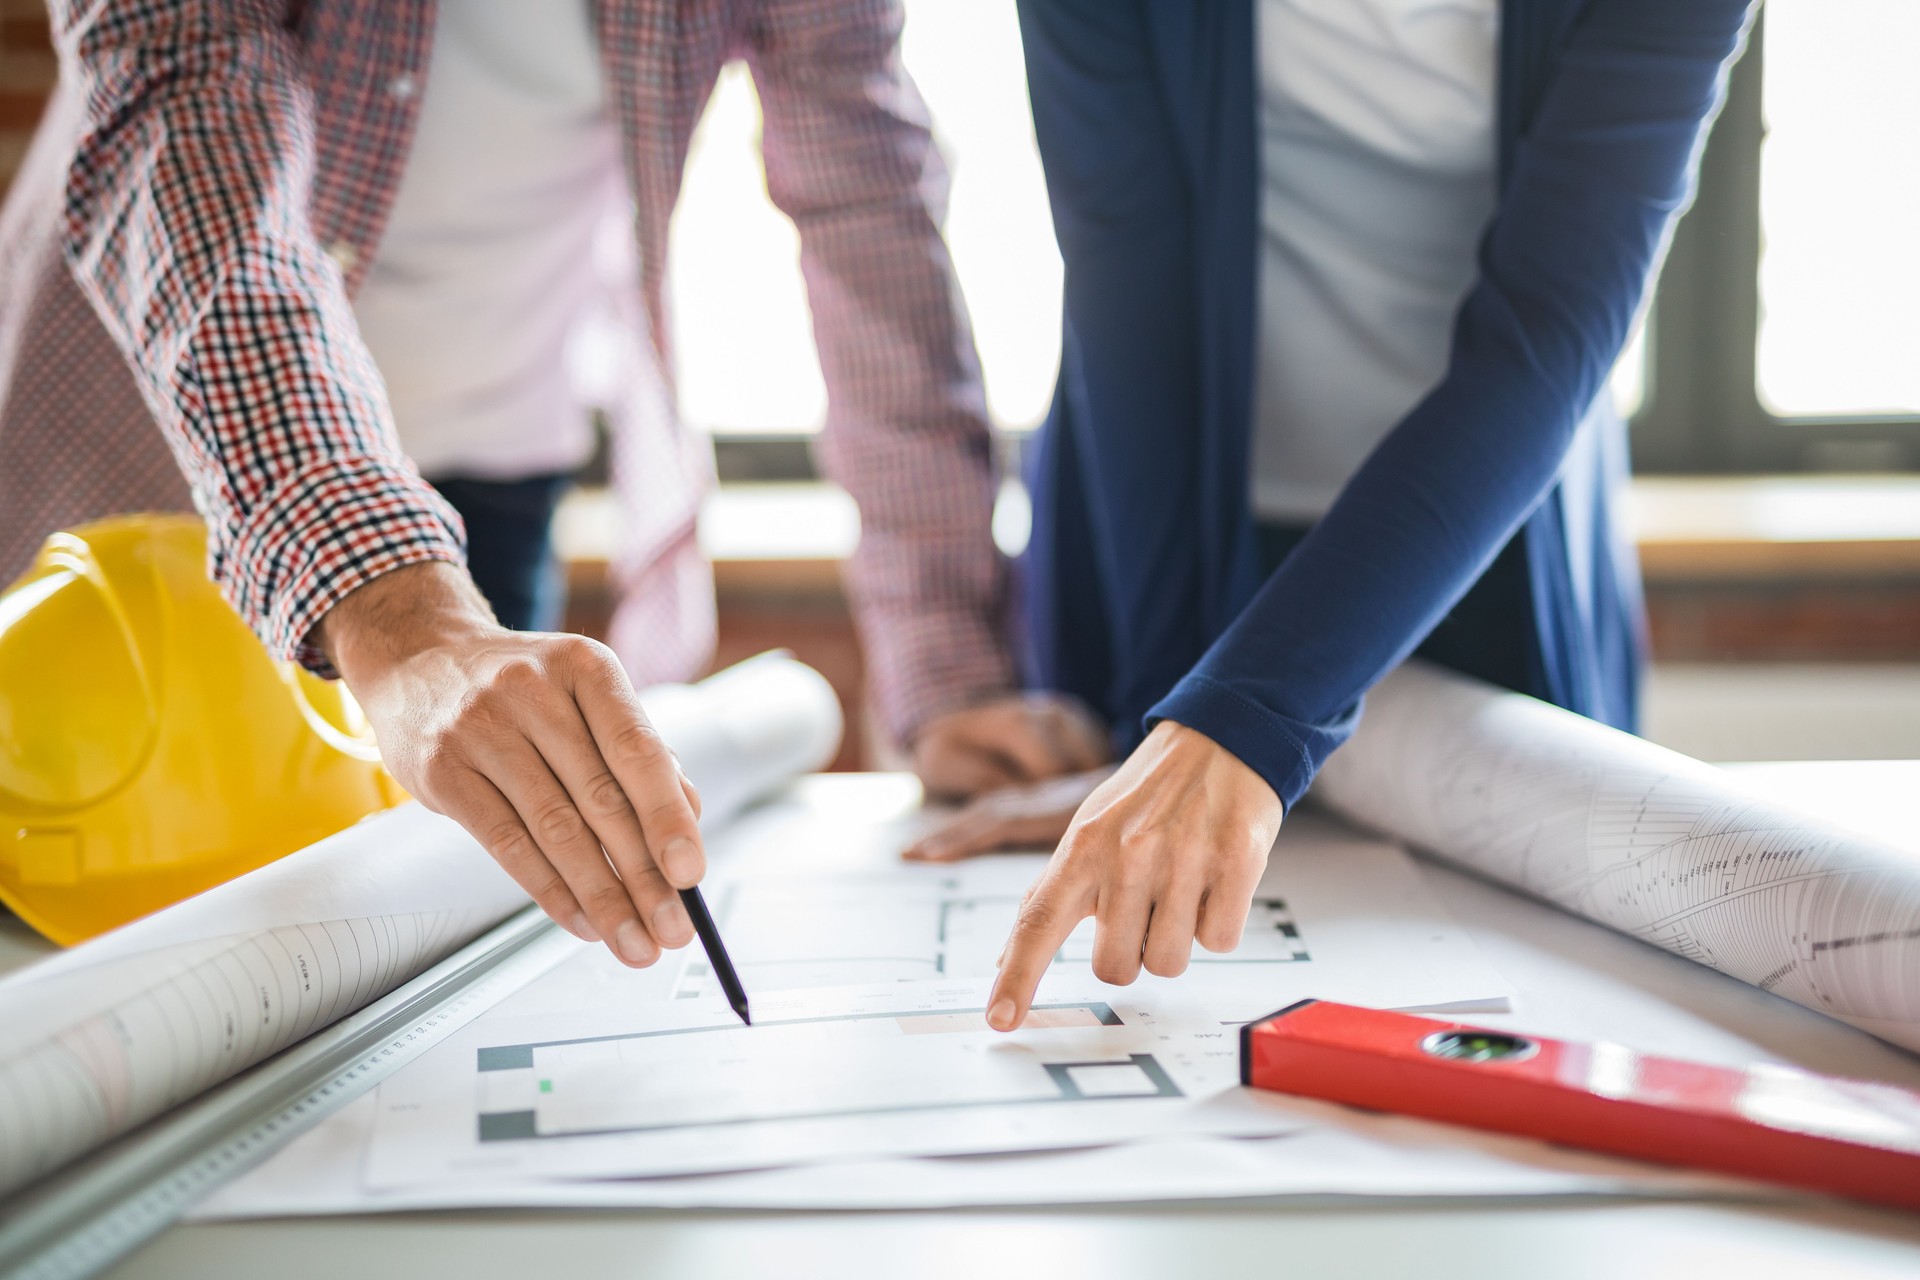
1152, 0, 1756, 807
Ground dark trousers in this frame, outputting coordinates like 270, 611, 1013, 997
1256, 522, 1535, 696
428, 473, 574, 632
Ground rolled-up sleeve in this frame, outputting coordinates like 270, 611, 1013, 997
53, 0, 464, 673
745, 0, 1016, 743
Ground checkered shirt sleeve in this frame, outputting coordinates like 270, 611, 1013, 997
746, 0, 1017, 743
51, 0, 464, 672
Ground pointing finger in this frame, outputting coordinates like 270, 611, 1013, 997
987, 871, 1089, 1031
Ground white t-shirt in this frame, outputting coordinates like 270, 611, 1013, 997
1250, 0, 1500, 522
353, 0, 622, 481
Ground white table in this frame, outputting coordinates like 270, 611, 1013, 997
2, 763, 1916, 1280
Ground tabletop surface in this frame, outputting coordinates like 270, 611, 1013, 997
4, 762, 1918, 1280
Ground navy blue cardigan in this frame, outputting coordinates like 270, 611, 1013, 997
1016, 0, 1757, 809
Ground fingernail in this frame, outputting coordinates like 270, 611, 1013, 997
987, 998, 1017, 1032
652, 900, 689, 947
571, 913, 600, 942
662, 837, 699, 885
616, 920, 655, 967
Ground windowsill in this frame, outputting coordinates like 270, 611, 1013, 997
555, 475, 1920, 597
1630, 476, 1920, 581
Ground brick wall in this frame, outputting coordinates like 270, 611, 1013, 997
0, 0, 54, 199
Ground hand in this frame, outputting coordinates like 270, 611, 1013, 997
316, 562, 704, 970
984, 720, 1283, 1032
902, 768, 1112, 863
910, 694, 1109, 801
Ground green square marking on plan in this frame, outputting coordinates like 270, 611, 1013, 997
539, 1080, 552, 1093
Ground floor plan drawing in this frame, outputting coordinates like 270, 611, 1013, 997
672, 873, 1309, 1004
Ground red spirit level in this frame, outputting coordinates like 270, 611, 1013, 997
1241, 1000, 1920, 1214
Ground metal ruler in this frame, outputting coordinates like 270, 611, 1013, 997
0, 907, 576, 1280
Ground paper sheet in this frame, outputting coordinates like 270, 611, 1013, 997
361, 976, 1309, 1188
195, 1091, 1766, 1217
204, 823, 1920, 1218
676, 803, 1512, 1022
233, 781, 1507, 1194
1315, 661, 1920, 1053
0, 654, 842, 1197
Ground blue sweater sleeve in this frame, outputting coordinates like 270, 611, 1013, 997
1149, 0, 1757, 809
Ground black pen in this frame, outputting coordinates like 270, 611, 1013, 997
679, 886, 751, 1025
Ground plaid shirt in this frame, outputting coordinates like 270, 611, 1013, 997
0, 0, 1013, 740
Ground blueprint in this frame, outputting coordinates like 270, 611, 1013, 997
0, 654, 842, 1197
301, 804, 1512, 1189
362, 977, 1302, 1187
663, 807, 1505, 1022
1315, 660, 1920, 1053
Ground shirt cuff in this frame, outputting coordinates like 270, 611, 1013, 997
222, 455, 468, 677
857, 601, 1019, 745
1146, 674, 1362, 813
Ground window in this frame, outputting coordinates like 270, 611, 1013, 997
674, 4, 1920, 480
1754, 0, 1920, 419
668, 0, 1059, 472
1634, 7, 1920, 472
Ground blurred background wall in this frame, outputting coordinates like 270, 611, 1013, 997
0, 1, 51, 192
4, 0, 1917, 769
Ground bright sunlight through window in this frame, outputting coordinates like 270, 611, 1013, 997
665, 0, 1062, 437
1756, 0, 1920, 418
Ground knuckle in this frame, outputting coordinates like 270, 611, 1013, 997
1015, 897, 1061, 936
532, 799, 589, 848
449, 692, 514, 744
1090, 955, 1136, 985
1054, 839, 1097, 877
584, 881, 634, 917
1197, 926, 1240, 954
607, 721, 670, 772
625, 874, 672, 907
581, 769, 634, 819
483, 817, 536, 862
415, 735, 457, 778
491, 656, 549, 697
638, 791, 693, 834
549, 633, 613, 669
1143, 947, 1190, 978
527, 870, 572, 908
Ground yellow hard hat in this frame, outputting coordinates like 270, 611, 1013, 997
0, 514, 405, 945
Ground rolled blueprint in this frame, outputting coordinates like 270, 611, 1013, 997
643, 650, 844, 829
0, 653, 843, 1197
1314, 660, 1920, 1054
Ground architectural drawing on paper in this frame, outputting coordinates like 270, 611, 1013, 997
469, 999, 1184, 1143
673, 876, 1309, 1003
